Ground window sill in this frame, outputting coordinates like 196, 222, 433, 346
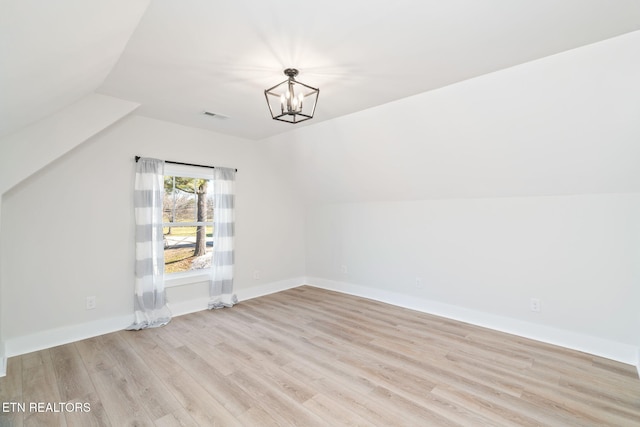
165, 271, 210, 288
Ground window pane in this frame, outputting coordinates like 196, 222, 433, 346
174, 193, 196, 222
163, 193, 182, 223
163, 225, 213, 274
207, 184, 214, 221
164, 176, 213, 223
163, 177, 175, 223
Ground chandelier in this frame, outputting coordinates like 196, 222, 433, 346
264, 68, 319, 124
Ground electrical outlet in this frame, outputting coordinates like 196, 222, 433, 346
415, 277, 423, 288
341, 265, 348, 275
86, 296, 96, 310
530, 298, 541, 313
253, 270, 261, 280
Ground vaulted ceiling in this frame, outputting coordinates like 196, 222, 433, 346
2, 0, 640, 140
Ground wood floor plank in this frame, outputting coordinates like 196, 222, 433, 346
2, 286, 639, 426
227, 369, 325, 427
153, 408, 199, 427
121, 330, 243, 426
0, 356, 24, 427
21, 350, 68, 427
74, 337, 154, 426
236, 406, 281, 427
163, 344, 253, 417
284, 360, 409, 426
161, 370, 241, 427
592, 356, 640, 379
369, 385, 461, 426
99, 332, 185, 422
431, 383, 543, 426
302, 393, 375, 426
446, 347, 638, 425
118, 329, 187, 379
62, 391, 111, 427
49, 344, 95, 402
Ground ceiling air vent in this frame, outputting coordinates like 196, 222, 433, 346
202, 111, 229, 119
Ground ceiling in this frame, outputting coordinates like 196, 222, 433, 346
0, 0, 150, 138
3, 0, 640, 140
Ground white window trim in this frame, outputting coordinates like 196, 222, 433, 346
165, 270, 210, 288
164, 163, 212, 180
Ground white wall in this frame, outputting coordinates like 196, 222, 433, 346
264, 31, 640, 363
0, 195, 4, 375
0, 115, 306, 356
0, 93, 140, 195
305, 194, 640, 361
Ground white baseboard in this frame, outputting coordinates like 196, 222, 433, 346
4, 315, 133, 359
235, 276, 305, 302
306, 277, 640, 368
3, 276, 638, 377
3, 277, 306, 362
167, 297, 211, 317
168, 276, 305, 317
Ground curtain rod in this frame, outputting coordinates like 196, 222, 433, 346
135, 156, 237, 172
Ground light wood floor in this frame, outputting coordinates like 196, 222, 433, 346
1, 286, 639, 426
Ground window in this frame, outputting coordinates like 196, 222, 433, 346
162, 165, 214, 275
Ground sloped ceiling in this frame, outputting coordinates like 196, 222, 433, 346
261, 30, 640, 203
0, 0, 150, 138
2, 0, 640, 140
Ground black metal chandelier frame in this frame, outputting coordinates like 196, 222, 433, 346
264, 68, 319, 124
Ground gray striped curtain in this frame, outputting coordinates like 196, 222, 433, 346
208, 167, 237, 309
128, 157, 172, 330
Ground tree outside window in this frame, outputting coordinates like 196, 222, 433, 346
163, 175, 214, 274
